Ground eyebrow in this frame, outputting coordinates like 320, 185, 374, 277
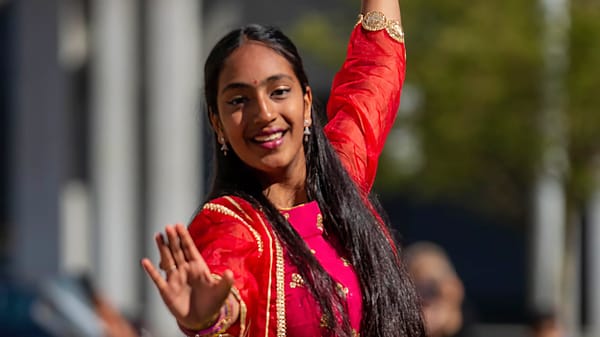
221, 74, 294, 94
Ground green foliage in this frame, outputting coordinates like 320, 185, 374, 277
287, 11, 350, 69
566, 0, 600, 204
380, 0, 543, 221
288, 1, 600, 223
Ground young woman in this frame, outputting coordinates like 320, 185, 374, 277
141, 0, 425, 336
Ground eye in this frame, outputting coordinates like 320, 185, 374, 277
271, 87, 291, 98
227, 96, 248, 105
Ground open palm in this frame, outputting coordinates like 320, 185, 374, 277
141, 224, 234, 330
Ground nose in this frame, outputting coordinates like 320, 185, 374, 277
252, 93, 275, 124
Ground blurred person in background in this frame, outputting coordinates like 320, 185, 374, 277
405, 241, 477, 337
32, 273, 141, 337
94, 293, 140, 337
140, 0, 426, 336
528, 310, 566, 337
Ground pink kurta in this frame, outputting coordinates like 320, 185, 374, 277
281, 201, 362, 336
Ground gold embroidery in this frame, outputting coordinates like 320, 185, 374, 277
341, 257, 351, 267
352, 328, 360, 337
203, 202, 245, 222
224, 196, 254, 223
277, 202, 310, 211
386, 20, 404, 43
316, 214, 323, 232
231, 285, 247, 336
220, 196, 286, 336
203, 202, 264, 254
337, 283, 349, 298
255, 210, 286, 337
275, 238, 286, 337
257, 216, 274, 337
310, 249, 316, 255
357, 11, 405, 43
320, 314, 329, 328
289, 273, 304, 288
359, 11, 386, 30
283, 213, 290, 220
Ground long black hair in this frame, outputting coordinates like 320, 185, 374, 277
203, 24, 425, 337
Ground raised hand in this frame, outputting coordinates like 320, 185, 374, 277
141, 223, 236, 330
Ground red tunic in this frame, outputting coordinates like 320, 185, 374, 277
188, 25, 406, 337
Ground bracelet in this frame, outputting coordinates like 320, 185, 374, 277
357, 11, 405, 43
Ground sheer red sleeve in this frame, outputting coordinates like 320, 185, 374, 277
187, 199, 262, 336
325, 26, 406, 194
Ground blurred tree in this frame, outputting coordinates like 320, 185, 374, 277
382, 0, 543, 225
566, 0, 600, 206
289, 0, 543, 225
288, 0, 600, 226
286, 0, 600, 329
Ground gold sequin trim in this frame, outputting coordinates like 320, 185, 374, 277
254, 208, 286, 337
316, 214, 324, 232
231, 285, 248, 336
224, 196, 254, 223
310, 249, 316, 255
274, 238, 286, 337
341, 257, 351, 267
357, 11, 405, 43
256, 215, 274, 337
353, 329, 360, 337
289, 273, 305, 288
203, 202, 264, 254
221, 196, 286, 336
283, 213, 290, 220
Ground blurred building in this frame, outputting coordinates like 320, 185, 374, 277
1, 0, 600, 337
2, 0, 203, 335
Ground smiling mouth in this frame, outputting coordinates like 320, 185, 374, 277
253, 131, 284, 143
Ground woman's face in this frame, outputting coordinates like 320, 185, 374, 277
213, 41, 312, 182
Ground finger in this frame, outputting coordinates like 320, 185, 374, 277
155, 232, 176, 271
166, 225, 187, 266
175, 224, 212, 279
213, 270, 235, 304
141, 258, 168, 291
175, 224, 202, 262
221, 269, 235, 288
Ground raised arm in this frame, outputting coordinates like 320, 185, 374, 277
325, 0, 405, 194
362, 0, 401, 21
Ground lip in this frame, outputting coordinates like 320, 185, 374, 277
251, 128, 286, 150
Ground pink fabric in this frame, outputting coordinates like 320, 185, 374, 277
281, 201, 362, 336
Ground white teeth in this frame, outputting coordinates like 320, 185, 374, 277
254, 132, 283, 142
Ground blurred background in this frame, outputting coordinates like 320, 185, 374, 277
1, 0, 599, 336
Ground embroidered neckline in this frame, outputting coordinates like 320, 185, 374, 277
277, 200, 317, 211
